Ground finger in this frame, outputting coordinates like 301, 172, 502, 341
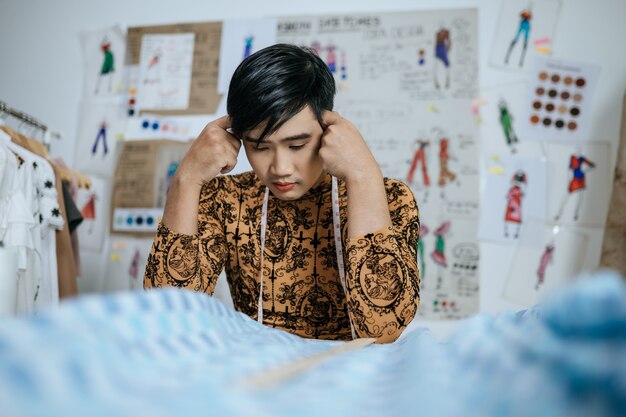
225, 132, 242, 150
321, 111, 341, 129
220, 154, 238, 174
220, 164, 236, 174
211, 115, 232, 130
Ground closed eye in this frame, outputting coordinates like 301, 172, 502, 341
289, 144, 305, 151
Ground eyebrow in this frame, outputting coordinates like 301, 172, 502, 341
243, 133, 312, 144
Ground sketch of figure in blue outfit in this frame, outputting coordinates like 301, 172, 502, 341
243, 35, 254, 59
504, 8, 532, 67
433, 26, 451, 89
92, 120, 108, 156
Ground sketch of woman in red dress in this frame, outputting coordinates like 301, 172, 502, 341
504, 170, 527, 239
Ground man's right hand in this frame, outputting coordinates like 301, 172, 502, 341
162, 115, 241, 235
175, 115, 241, 187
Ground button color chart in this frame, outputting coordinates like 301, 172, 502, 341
521, 58, 600, 142
113, 208, 162, 232
124, 114, 208, 141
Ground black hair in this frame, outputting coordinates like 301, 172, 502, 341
227, 43, 336, 144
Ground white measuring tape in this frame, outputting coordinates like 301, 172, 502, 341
257, 176, 357, 339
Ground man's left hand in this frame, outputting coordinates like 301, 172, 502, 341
319, 111, 381, 182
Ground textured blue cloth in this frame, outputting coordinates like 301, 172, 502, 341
0, 270, 625, 417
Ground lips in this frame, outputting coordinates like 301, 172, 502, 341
273, 182, 296, 192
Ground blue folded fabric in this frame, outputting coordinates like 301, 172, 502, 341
0, 270, 624, 417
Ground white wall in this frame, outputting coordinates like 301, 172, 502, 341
1, 0, 625, 338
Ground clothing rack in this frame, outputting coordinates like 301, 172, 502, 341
0, 99, 91, 189
0, 99, 62, 147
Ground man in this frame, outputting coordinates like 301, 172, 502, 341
144, 44, 420, 343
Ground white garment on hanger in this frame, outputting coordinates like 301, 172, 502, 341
0, 131, 64, 313
0, 132, 36, 314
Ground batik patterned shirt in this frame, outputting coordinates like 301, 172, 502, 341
144, 172, 420, 341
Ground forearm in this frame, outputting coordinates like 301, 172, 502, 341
344, 228, 420, 343
343, 179, 421, 343
345, 167, 392, 239
143, 222, 225, 295
161, 172, 204, 236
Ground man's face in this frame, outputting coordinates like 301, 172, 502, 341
242, 106, 325, 201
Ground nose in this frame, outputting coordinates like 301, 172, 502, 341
269, 149, 294, 178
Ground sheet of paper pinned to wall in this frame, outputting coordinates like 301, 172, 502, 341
519, 57, 601, 142
489, 0, 562, 71
546, 142, 611, 227
126, 22, 223, 115
137, 33, 195, 111
80, 25, 126, 98
218, 18, 278, 94
416, 218, 480, 319
111, 140, 191, 235
480, 81, 543, 157
75, 175, 110, 252
73, 100, 127, 178
105, 236, 154, 291
478, 155, 547, 246
503, 225, 589, 307
277, 9, 480, 319
278, 11, 478, 100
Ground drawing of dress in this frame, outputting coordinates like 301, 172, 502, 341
101, 42, 114, 75
555, 154, 595, 221
568, 155, 595, 193
81, 194, 96, 234
504, 170, 526, 238
536, 243, 555, 290
505, 185, 523, 224
95, 39, 114, 94
437, 139, 456, 187
326, 46, 337, 73
431, 221, 450, 267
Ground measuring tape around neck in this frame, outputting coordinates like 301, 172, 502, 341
258, 176, 357, 339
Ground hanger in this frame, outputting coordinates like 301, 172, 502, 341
0, 124, 92, 189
